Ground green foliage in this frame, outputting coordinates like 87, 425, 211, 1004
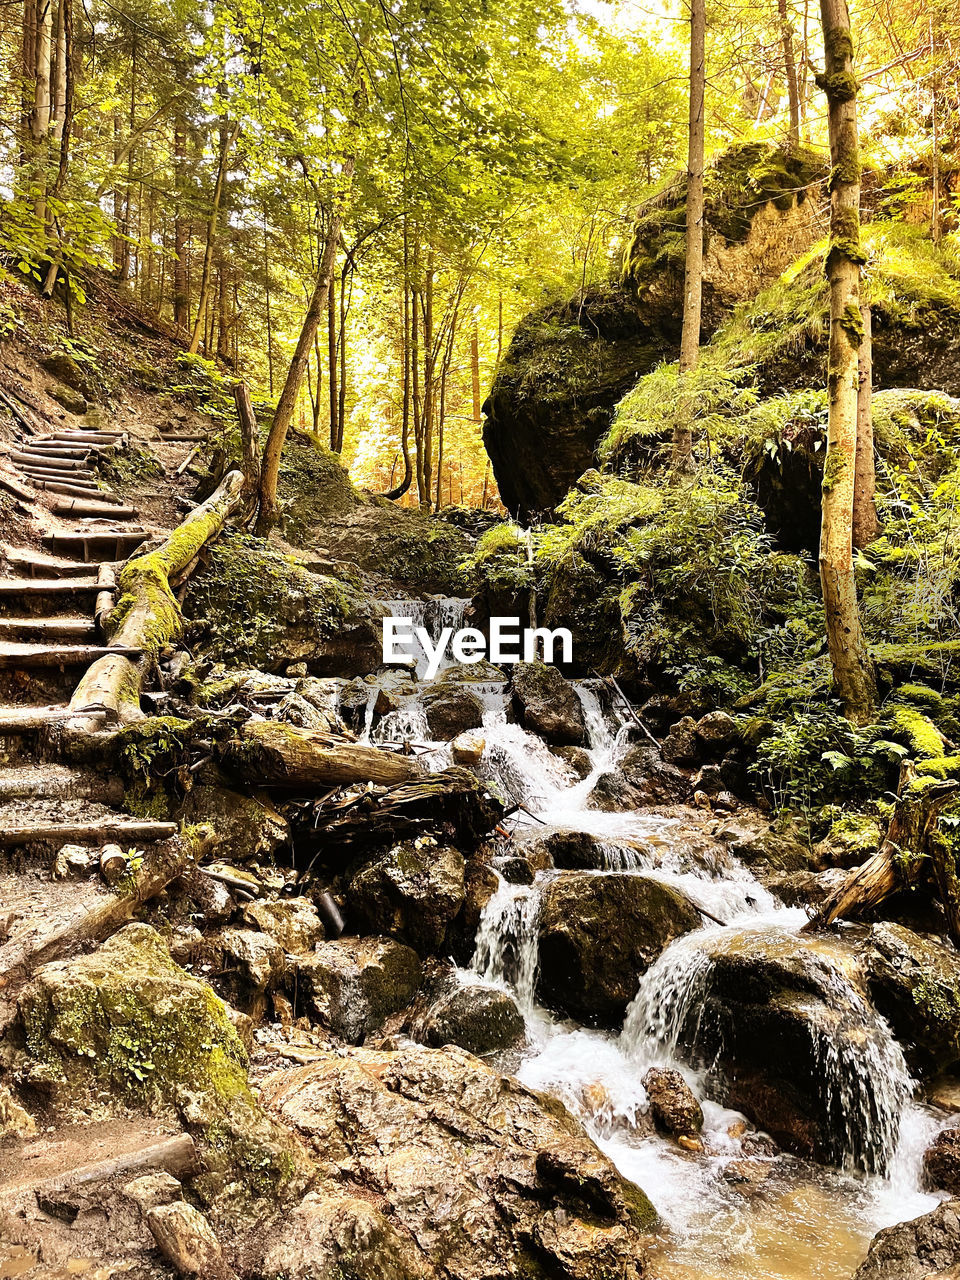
466, 521, 535, 595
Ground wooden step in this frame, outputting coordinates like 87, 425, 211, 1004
0, 818, 177, 846
160, 433, 206, 443
18, 444, 93, 459
50, 498, 136, 520
0, 642, 142, 667
3, 547, 101, 577
44, 431, 124, 444
21, 465, 97, 482
0, 577, 100, 595
42, 531, 148, 560
0, 617, 98, 640
0, 703, 106, 732
11, 450, 90, 470
0, 763, 124, 803
30, 480, 110, 500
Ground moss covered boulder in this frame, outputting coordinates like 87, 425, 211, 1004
291, 936, 423, 1043
186, 532, 385, 676
537, 872, 701, 1026
347, 839, 466, 955
16, 924, 307, 1201
511, 661, 586, 746
177, 784, 288, 864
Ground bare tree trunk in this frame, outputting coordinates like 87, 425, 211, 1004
779, 0, 801, 147
234, 381, 261, 522
383, 241, 413, 502
337, 261, 348, 453
420, 253, 435, 510
173, 122, 190, 328
256, 159, 354, 533
470, 319, 481, 423
673, 0, 706, 472
327, 253, 338, 450
816, 0, 876, 723
30, 0, 52, 223
852, 301, 879, 547
188, 120, 239, 355
263, 215, 274, 393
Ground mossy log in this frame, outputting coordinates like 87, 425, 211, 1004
216, 719, 421, 789
807, 768, 960, 936
69, 470, 244, 726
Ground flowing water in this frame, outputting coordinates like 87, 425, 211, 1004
368, 599, 948, 1278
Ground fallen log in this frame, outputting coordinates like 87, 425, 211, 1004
217, 719, 422, 788
806, 766, 960, 935
0, 467, 36, 501
0, 818, 176, 846
69, 469, 244, 724
35, 1134, 198, 1219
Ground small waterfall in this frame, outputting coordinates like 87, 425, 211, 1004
381, 596, 469, 680
621, 930, 717, 1067
471, 875, 543, 1014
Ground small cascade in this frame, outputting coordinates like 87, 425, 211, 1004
621, 929, 718, 1066
471, 873, 543, 1013
380, 596, 469, 680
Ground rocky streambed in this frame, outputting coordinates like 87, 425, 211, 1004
5, 599, 960, 1280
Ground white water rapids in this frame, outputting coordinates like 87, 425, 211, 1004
366, 599, 947, 1279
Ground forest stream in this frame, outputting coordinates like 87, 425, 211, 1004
373, 601, 946, 1280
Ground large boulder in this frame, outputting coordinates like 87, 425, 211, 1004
186, 531, 386, 676
421, 683, 484, 740
670, 929, 910, 1173
511, 661, 586, 746
853, 1199, 960, 1280
260, 1042, 657, 1280
924, 1128, 960, 1195
413, 979, 525, 1055
537, 872, 701, 1025
861, 922, 960, 1077
292, 937, 422, 1043
15, 924, 305, 1198
484, 143, 826, 517
347, 839, 466, 954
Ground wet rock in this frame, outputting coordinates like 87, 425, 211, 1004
449, 862, 499, 966
242, 897, 325, 954
178, 785, 288, 864
720, 1159, 772, 1193
642, 1067, 703, 1138
294, 677, 346, 732
511, 661, 586, 746
261, 1042, 656, 1280
499, 856, 535, 885
420, 683, 484, 740
685, 930, 903, 1172
925, 1128, 960, 1194
619, 744, 691, 803
292, 937, 422, 1043
862, 922, 960, 1076
552, 744, 594, 779
261, 1191, 437, 1280
416, 981, 525, 1055
147, 1202, 229, 1278
16, 923, 306, 1197
540, 829, 605, 870
451, 730, 485, 765
347, 838, 466, 954
660, 717, 700, 765
220, 928, 284, 992
730, 824, 814, 873
691, 764, 724, 795
174, 868, 235, 926
853, 1197, 960, 1280
764, 867, 849, 910
719, 749, 752, 797
275, 691, 330, 730
436, 659, 506, 684
537, 873, 702, 1026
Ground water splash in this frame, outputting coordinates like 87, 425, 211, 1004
471, 874, 543, 1014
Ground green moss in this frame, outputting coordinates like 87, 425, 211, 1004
822, 446, 847, 493
916, 756, 960, 780
886, 704, 946, 759
823, 27, 855, 62
817, 71, 858, 104
828, 811, 883, 857
839, 302, 864, 343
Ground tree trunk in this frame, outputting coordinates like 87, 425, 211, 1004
337, 259, 348, 452
779, 0, 801, 147
470, 319, 482, 423
673, 0, 706, 472
327, 253, 338, 450
256, 159, 354, 534
218, 720, 422, 789
233, 381, 261, 520
188, 120, 239, 355
816, 0, 876, 723
70, 470, 244, 724
852, 300, 879, 547
382, 258, 413, 501
173, 123, 190, 328
420, 255, 435, 509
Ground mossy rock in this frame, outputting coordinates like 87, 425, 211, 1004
17, 923, 307, 1202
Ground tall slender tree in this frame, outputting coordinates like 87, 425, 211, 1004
816, 0, 875, 722
673, 0, 706, 472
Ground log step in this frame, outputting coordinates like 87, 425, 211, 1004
0, 469, 36, 501
31, 480, 112, 501
0, 642, 143, 667
160, 433, 206, 443
0, 818, 178, 846
20, 466, 97, 482
0, 763, 124, 803
3, 547, 101, 577
17, 445, 93, 459
50, 498, 136, 519
42, 532, 148, 560
11, 451, 90, 470
0, 617, 98, 640
0, 577, 100, 595
43, 431, 124, 444
0, 704, 106, 732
